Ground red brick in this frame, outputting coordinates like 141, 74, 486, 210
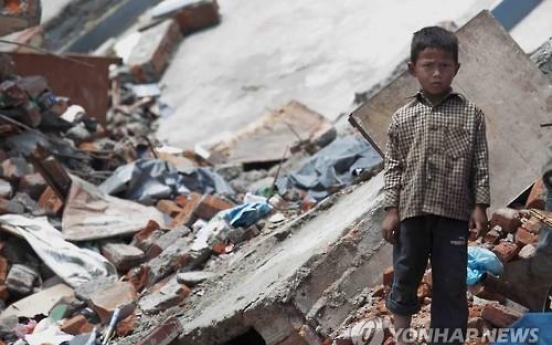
117, 314, 138, 337
101, 243, 145, 272
0, 285, 9, 301
156, 200, 182, 218
128, 19, 183, 83
0, 256, 8, 284
61, 315, 88, 335
481, 303, 522, 327
490, 208, 521, 234
383, 266, 394, 287
423, 269, 433, 287
18, 173, 47, 200
492, 242, 521, 263
469, 305, 484, 318
127, 265, 150, 293
38, 187, 63, 215
521, 217, 542, 234
515, 227, 538, 247
132, 220, 162, 251
90, 281, 137, 323
372, 284, 385, 298
174, 0, 221, 34
171, 192, 202, 227
194, 194, 233, 220
526, 179, 546, 210
484, 226, 505, 244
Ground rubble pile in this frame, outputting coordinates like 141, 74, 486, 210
330, 181, 551, 345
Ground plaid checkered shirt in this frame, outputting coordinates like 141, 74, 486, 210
383, 91, 490, 221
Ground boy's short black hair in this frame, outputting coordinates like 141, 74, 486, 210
411, 26, 458, 64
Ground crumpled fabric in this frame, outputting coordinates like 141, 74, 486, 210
222, 202, 272, 228
467, 246, 504, 285
0, 215, 117, 287
276, 135, 382, 200
100, 159, 234, 205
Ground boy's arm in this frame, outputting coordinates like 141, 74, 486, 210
383, 118, 402, 210
471, 109, 491, 237
382, 118, 402, 244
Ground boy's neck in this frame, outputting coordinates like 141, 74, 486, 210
422, 87, 452, 106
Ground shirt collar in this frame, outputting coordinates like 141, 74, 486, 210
407, 89, 466, 107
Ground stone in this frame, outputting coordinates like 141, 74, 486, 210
146, 226, 191, 259
194, 194, 233, 220
0, 198, 24, 215
11, 192, 40, 214
90, 281, 137, 323
417, 283, 431, 300
484, 226, 505, 244
101, 243, 145, 272
176, 271, 218, 287
5, 264, 38, 296
491, 242, 521, 263
18, 173, 47, 200
481, 303, 522, 327
127, 265, 151, 293
0, 179, 12, 199
138, 281, 190, 315
489, 208, 521, 234
117, 314, 138, 337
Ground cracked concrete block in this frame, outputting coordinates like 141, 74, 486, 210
138, 281, 190, 315
147, 237, 192, 285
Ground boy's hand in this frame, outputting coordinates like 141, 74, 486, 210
470, 205, 489, 239
382, 208, 400, 244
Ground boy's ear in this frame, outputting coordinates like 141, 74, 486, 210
408, 62, 415, 76
455, 63, 461, 76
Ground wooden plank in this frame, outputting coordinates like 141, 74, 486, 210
349, 10, 552, 210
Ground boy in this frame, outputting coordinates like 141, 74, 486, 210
382, 27, 490, 345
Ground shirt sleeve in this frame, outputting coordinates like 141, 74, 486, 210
383, 116, 402, 209
472, 108, 491, 206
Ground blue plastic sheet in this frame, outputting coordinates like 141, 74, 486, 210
467, 246, 504, 285
490, 313, 552, 345
222, 202, 272, 228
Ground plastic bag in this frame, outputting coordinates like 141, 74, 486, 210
467, 246, 504, 285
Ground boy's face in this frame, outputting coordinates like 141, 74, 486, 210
408, 48, 460, 97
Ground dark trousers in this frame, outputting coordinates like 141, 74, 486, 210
386, 215, 469, 345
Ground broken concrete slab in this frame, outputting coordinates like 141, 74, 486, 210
139, 279, 190, 315
0, 284, 74, 319
61, 176, 165, 241
209, 100, 337, 167
349, 10, 552, 210
175, 173, 385, 345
